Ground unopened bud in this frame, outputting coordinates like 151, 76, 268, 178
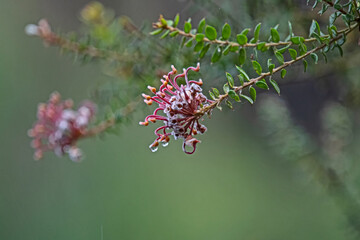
171, 65, 177, 74
139, 121, 149, 126
142, 93, 151, 100
144, 100, 153, 105
147, 86, 157, 93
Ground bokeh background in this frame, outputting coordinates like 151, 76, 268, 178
1, 0, 360, 239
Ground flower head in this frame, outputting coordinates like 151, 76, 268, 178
140, 63, 213, 154
28, 92, 96, 161
25, 19, 55, 46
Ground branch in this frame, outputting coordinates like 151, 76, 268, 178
322, 0, 349, 15
83, 98, 140, 138
195, 23, 359, 117
153, 22, 319, 48
26, 19, 138, 63
43, 33, 136, 63
152, 19, 351, 49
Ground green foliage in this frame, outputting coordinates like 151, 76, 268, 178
222, 23, 231, 40
252, 60, 262, 75
205, 25, 217, 40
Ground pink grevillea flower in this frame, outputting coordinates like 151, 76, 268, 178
28, 92, 96, 161
140, 63, 213, 154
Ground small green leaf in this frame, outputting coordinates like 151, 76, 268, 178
223, 83, 230, 93
334, 3, 342, 10
271, 28, 280, 43
226, 72, 235, 88
173, 14, 180, 27
195, 33, 205, 42
226, 100, 233, 109
237, 74, 244, 86
160, 16, 167, 26
278, 46, 290, 54
269, 78, 280, 95
329, 12, 339, 26
322, 51, 328, 63
160, 30, 170, 39
197, 18, 206, 33
288, 48, 297, 60
241, 28, 251, 36
236, 66, 250, 81
223, 45, 231, 56
256, 80, 269, 90
267, 59, 275, 74
212, 88, 220, 97
166, 20, 174, 26
237, 34, 248, 45
291, 36, 301, 44
309, 20, 321, 37
336, 44, 343, 57
311, 53, 319, 63
281, 69, 287, 79
199, 44, 210, 58
257, 42, 268, 52
209, 91, 216, 100
275, 52, 284, 64
211, 46, 222, 63
288, 21, 294, 38
252, 60, 262, 75
239, 48, 246, 65
169, 30, 179, 37
184, 21, 192, 33
185, 38, 193, 47
299, 43, 307, 56
222, 23, 231, 40
249, 86, 256, 102
250, 23, 261, 43
194, 41, 204, 52
240, 94, 254, 104
303, 59, 308, 72
150, 29, 163, 35
228, 90, 240, 102
205, 25, 217, 40
337, 33, 346, 46
230, 45, 239, 52
312, 0, 319, 9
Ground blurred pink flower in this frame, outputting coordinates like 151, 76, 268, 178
28, 92, 96, 161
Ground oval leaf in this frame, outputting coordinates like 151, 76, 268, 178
205, 25, 217, 40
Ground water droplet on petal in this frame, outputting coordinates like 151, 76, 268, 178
149, 144, 158, 152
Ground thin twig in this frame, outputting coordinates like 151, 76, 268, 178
322, 0, 349, 15
153, 21, 351, 49
40, 32, 137, 63
83, 98, 140, 137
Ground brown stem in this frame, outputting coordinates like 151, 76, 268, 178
153, 21, 351, 49
153, 23, 319, 48
41, 32, 137, 63
323, 0, 349, 15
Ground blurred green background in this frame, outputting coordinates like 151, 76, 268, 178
1, 0, 359, 239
